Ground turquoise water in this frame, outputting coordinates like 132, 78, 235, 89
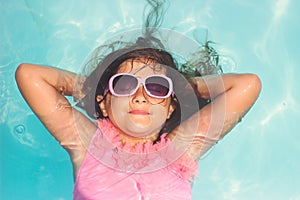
1, 0, 300, 199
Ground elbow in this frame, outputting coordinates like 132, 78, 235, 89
247, 73, 262, 95
15, 63, 26, 80
239, 73, 262, 97
15, 63, 31, 84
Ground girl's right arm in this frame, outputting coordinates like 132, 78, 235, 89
15, 63, 96, 177
168, 73, 261, 160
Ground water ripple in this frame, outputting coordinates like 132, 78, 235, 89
14, 124, 26, 135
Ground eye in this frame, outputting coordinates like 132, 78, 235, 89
145, 76, 170, 97
146, 83, 169, 96
113, 75, 138, 94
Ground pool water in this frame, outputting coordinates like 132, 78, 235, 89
1, 0, 300, 199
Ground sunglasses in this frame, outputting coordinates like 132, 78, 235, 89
108, 73, 174, 99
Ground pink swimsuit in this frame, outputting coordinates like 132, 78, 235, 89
74, 119, 198, 200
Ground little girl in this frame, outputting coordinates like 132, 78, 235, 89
15, 1, 260, 199
15, 36, 261, 199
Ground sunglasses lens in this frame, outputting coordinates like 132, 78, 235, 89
145, 77, 170, 97
112, 75, 138, 95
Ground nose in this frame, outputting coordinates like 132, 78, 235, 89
132, 85, 147, 104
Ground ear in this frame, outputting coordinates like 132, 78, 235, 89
167, 101, 176, 119
97, 95, 108, 117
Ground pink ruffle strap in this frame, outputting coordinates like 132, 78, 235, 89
96, 119, 198, 181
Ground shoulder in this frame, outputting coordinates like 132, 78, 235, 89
67, 109, 98, 177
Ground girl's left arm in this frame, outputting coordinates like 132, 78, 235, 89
169, 73, 262, 160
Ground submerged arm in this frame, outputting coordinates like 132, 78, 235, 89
15, 63, 96, 177
15, 63, 78, 137
170, 73, 262, 160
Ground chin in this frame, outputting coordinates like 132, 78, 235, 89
124, 124, 160, 138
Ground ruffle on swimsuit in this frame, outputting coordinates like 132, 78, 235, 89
74, 119, 198, 200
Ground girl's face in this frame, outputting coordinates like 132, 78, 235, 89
100, 59, 175, 139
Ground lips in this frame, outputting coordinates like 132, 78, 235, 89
129, 110, 150, 115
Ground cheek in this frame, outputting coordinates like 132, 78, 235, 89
150, 98, 172, 121
151, 104, 168, 118
108, 96, 130, 120
155, 98, 172, 114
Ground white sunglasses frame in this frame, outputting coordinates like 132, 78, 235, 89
108, 73, 174, 99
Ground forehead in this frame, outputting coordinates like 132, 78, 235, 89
116, 59, 167, 76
